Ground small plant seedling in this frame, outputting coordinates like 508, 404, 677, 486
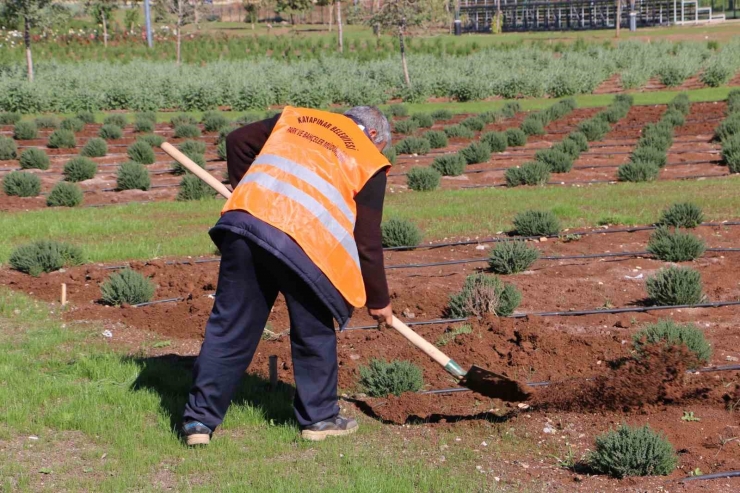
690, 468, 703, 477
553, 444, 578, 470
681, 411, 700, 422
436, 325, 473, 347
597, 298, 615, 310
559, 233, 582, 243
152, 340, 172, 349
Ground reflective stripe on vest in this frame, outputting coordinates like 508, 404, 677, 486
239, 171, 360, 269
251, 154, 356, 225
222, 106, 391, 307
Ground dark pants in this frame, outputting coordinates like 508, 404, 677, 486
183, 231, 340, 429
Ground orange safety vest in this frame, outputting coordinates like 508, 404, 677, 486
222, 106, 391, 308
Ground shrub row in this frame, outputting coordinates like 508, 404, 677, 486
618, 93, 688, 183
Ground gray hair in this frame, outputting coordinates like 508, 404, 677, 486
344, 106, 392, 149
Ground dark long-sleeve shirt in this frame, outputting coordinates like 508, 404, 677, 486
224, 115, 390, 309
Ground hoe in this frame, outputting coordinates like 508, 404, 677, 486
162, 142, 532, 402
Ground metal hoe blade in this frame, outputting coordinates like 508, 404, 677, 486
459, 365, 533, 402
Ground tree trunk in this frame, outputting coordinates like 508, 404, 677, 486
328, 1, 333, 31
194, 1, 201, 30
177, 2, 183, 65
290, 12, 295, 25
102, 10, 109, 48
399, 24, 410, 87
616, 0, 622, 38
24, 16, 34, 82
336, 1, 343, 53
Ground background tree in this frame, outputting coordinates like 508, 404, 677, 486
275, 0, 311, 25
336, 0, 342, 52
315, 0, 332, 30
124, 4, 140, 32
87, 0, 118, 48
369, 0, 425, 87
3, 0, 51, 82
165, 0, 195, 64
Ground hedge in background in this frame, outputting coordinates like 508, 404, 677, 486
99, 124, 123, 140
100, 269, 155, 306
381, 218, 422, 248
80, 137, 108, 157
646, 227, 705, 262
448, 273, 522, 317
423, 130, 448, 149
63, 157, 97, 182
406, 167, 440, 191
47, 181, 84, 207
103, 114, 127, 127
0, 136, 18, 159
431, 154, 466, 176
176, 174, 217, 201
658, 202, 704, 228
13, 121, 37, 140
617, 161, 660, 182
117, 161, 151, 191
3, 171, 41, 197
60, 117, 85, 133
127, 141, 156, 165
395, 137, 431, 156
35, 116, 59, 130
9, 240, 85, 276
488, 241, 540, 274
459, 141, 491, 165
505, 128, 527, 147
47, 129, 76, 149
645, 266, 704, 306
480, 131, 508, 153
505, 161, 550, 187
19, 148, 49, 170
512, 209, 561, 236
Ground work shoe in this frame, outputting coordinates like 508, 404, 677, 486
182, 421, 212, 446
301, 415, 358, 442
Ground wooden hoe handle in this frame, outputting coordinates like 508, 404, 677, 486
390, 316, 466, 379
161, 142, 232, 199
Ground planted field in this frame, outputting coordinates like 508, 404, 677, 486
3, 24, 740, 490
3, 94, 739, 213
391, 98, 736, 190
2, 204, 740, 487
1, 40, 740, 114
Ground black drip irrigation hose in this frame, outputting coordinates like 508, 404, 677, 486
94, 247, 740, 274
383, 221, 740, 251
421, 364, 740, 396
340, 300, 740, 331
132, 297, 182, 308
385, 248, 740, 270
680, 471, 740, 483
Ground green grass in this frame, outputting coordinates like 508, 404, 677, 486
0, 289, 536, 491
402, 86, 736, 115
385, 176, 740, 239
2, 177, 740, 264
0, 200, 222, 264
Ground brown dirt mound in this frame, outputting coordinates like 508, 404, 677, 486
359, 344, 732, 424
532, 343, 718, 413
